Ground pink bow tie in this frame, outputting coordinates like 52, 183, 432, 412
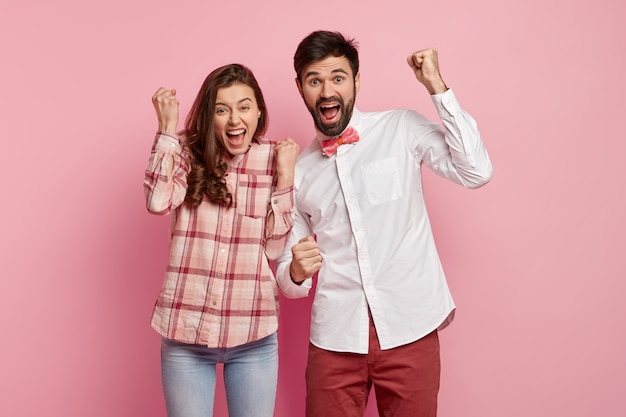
321, 127, 359, 156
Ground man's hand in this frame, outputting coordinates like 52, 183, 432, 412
289, 236, 322, 284
152, 87, 179, 134
407, 48, 448, 95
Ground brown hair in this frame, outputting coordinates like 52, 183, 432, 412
184, 64, 268, 207
293, 30, 359, 83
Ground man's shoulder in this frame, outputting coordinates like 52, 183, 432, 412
359, 108, 420, 125
356, 109, 429, 136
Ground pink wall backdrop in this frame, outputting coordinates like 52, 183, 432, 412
2, 0, 625, 416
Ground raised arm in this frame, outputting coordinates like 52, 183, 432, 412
144, 88, 190, 214
264, 138, 299, 259
407, 49, 493, 188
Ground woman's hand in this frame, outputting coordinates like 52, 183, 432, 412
152, 87, 179, 134
274, 138, 299, 190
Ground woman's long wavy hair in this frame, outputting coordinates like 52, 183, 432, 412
184, 63, 268, 208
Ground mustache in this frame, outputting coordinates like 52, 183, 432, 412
316, 96, 344, 107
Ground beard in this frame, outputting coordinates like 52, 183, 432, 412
306, 90, 356, 137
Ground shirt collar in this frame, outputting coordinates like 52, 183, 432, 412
223, 138, 259, 167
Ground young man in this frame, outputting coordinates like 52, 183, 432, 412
276, 30, 493, 417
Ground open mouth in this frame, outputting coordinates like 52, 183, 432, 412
319, 103, 341, 122
226, 128, 247, 146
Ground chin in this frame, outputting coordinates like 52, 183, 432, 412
225, 147, 242, 156
232, 143, 253, 155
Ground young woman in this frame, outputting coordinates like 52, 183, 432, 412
144, 63, 299, 417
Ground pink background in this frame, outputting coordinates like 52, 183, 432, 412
2, 0, 625, 416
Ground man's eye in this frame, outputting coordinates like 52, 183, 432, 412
334, 77, 344, 83
310, 79, 319, 86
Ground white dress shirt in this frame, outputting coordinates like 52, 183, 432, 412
276, 89, 492, 353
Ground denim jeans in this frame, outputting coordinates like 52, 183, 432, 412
161, 332, 278, 417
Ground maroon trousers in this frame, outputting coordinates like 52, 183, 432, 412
305, 315, 441, 417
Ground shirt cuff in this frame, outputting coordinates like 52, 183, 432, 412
431, 88, 461, 117
276, 261, 313, 299
270, 186, 294, 214
269, 185, 295, 235
153, 131, 183, 154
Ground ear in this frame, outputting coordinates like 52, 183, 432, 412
295, 77, 303, 98
354, 72, 361, 93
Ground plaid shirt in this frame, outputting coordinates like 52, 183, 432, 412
144, 132, 294, 348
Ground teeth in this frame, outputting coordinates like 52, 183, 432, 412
321, 104, 336, 108
227, 129, 245, 135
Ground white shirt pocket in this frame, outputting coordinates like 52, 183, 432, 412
360, 157, 403, 205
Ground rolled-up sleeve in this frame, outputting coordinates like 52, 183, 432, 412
143, 131, 190, 215
264, 185, 295, 260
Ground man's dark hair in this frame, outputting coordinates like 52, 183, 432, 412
293, 30, 359, 82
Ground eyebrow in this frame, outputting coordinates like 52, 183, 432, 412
304, 68, 350, 79
215, 97, 253, 106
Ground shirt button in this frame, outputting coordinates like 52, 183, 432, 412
216, 272, 222, 278
220, 248, 226, 253
212, 301, 217, 305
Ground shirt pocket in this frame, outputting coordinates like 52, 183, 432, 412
235, 174, 273, 218
360, 157, 403, 205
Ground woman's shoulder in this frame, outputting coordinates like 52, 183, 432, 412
254, 136, 274, 146
250, 136, 276, 154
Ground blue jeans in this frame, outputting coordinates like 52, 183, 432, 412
161, 332, 278, 417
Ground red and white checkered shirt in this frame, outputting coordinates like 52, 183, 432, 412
144, 132, 294, 348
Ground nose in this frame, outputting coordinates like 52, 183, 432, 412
229, 111, 240, 125
321, 81, 334, 98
